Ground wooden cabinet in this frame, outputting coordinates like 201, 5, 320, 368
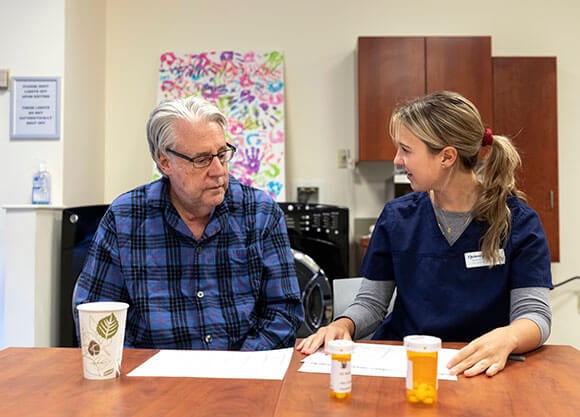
493, 57, 559, 261
358, 37, 425, 160
425, 37, 493, 124
361, 236, 370, 258
357, 38, 559, 261
358, 36, 492, 161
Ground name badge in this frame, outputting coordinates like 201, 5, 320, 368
464, 249, 505, 268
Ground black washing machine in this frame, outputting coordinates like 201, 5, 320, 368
291, 250, 333, 338
278, 202, 349, 337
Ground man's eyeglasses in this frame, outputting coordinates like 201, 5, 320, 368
167, 143, 237, 169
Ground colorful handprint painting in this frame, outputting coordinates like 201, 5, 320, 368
157, 51, 286, 200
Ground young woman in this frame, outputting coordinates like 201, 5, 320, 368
297, 91, 552, 377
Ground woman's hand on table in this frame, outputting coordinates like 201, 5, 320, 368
295, 318, 355, 355
447, 326, 516, 377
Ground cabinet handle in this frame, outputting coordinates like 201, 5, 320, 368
550, 190, 554, 209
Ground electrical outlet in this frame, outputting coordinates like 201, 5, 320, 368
337, 149, 348, 169
0, 69, 9, 89
297, 186, 319, 204
292, 180, 325, 203
337, 149, 353, 169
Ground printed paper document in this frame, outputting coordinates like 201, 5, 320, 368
298, 343, 458, 381
128, 347, 293, 380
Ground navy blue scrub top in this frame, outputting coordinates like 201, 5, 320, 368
360, 192, 552, 342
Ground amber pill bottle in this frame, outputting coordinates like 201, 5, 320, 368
403, 335, 441, 405
328, 340, 355, 400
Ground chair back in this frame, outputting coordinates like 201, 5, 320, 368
332, 277, 364, 319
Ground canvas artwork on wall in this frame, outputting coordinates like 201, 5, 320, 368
157, 50, 286, 201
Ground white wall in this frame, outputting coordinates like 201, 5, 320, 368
0, 0, 106, 208
0, 0, 65, 206
0, 0, 65, 348
62, 0, 106, 206
1, 0, 578, 347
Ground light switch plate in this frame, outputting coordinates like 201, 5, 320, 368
0, 69, 9, 89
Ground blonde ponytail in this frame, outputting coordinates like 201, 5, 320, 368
474, 134, 526, 264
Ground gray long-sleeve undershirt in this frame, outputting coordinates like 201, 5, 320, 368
336, 278, 551, 345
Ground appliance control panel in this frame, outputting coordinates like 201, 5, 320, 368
280, 203, 347, 237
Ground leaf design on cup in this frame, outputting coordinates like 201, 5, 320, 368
88, 340, 100, 356
96, 313, 119, 340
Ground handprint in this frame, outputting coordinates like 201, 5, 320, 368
244, 147, 263, 175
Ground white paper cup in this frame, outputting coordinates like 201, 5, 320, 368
77, 301, 129, 380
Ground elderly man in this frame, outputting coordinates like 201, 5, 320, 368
74, 96, 304, 350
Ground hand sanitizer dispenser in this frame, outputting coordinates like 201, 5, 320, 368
32, 162, 51, 204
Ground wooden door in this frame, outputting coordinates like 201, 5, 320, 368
357, 37, 425, 161
492, 57, 559, 261
426, 37, 493, 127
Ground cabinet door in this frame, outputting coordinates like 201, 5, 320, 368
492, 57, 559, 261
358, 36, 493, 161
426, 37, 493, 127
358, 37, 425, 161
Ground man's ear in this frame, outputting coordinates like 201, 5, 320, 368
158, 152, 171, 176
440, 146, 458, 168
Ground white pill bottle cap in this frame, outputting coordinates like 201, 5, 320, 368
404, 335, 442, 352
327, 340, 355, 354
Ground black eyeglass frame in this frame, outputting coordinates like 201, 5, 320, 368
167, 143, 237, 169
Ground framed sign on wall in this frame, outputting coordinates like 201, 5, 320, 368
10, 76, 61, 140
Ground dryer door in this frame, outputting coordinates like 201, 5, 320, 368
292, 249, 333, 337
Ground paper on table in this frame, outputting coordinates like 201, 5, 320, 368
127, 347, 293, 380
299, 343, 458, 381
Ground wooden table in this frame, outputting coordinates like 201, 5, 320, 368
0, 343, 578, 417
0, 347, 282, 417
276, 343, 580, 417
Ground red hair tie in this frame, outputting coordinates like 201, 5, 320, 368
482, 128, 493, 147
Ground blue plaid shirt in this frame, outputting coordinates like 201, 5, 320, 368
73, 176, 304, 350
